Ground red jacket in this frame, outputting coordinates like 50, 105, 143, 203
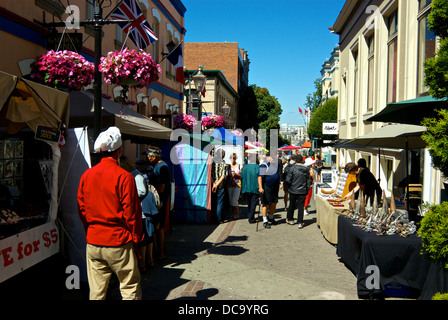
77, 157, 143, 247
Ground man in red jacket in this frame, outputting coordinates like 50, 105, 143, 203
77, 126, 143, 300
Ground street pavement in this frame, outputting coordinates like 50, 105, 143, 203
140, 189, 360, 300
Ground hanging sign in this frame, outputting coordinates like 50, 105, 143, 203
46, 32, 83, 52
35, 125, 61, 143
322, 123, 339, 135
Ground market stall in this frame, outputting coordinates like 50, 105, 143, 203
315, 195, 349, 244
0, 71, 68, 283
336, 215, 430, 298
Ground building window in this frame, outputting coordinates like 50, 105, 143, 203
352, 48, 359, 115
366, 33, 375, 111
417, 1, 436, 95
387, 10, 398, 103
151, 8, 161, 63
166, 23, 174, 77
379, 157, 394, 191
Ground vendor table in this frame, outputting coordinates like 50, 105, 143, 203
336, 215, 432, 298
315, 194, 349, 244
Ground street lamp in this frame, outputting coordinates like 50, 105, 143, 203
222, 100, 231, 117
192, 67, 206, 93
186, 66, 207, 121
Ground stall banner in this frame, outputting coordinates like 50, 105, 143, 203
0, 221, 59, 283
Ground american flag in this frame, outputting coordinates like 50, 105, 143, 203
110, 0, 158, 49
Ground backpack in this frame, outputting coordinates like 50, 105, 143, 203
147, 183, 162, 210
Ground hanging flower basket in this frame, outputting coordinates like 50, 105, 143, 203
201, 114, 226, 129
30, 50, 94, 91
173, 114, 197, 133
99, 48, 161, 88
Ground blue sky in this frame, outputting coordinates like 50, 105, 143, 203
182, 0, 345, 126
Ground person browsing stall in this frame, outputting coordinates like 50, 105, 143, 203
343, 161, 382, 205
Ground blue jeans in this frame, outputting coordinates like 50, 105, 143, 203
215, 186, 225, 222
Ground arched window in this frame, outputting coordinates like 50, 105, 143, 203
166, 23, 174, 77
151, 8, 161, 62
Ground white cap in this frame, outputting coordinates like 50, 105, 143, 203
304, 157, 316, 167
94, 126, 122, 152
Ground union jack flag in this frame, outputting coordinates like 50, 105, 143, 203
110, 0, 158, 49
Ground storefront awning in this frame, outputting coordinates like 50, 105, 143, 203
366, 95, 448, 125
68, 91, 172, 140
343, 124, 427, 150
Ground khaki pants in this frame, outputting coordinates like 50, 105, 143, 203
86, 242, 142, 300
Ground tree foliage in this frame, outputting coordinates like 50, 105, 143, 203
418, 201, 448, 270
422, 0, 448, 178
427, 0, 448, 39
304, 78, 322, 111
308, 97, 338, 140
422, 109, 448, 177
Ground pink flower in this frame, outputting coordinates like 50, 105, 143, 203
30, 50, 94, 91
173, 114, 197, 133
201, 115, 226, 129
99, 48, 161, 88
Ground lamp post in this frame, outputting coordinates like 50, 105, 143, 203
186, 66, 207, 120
222, 100, 231, 118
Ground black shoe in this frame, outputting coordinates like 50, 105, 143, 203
248, 218, 257, 224
268, 218, 278, 225
263, 222, 271, 229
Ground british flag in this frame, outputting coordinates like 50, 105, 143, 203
110, 0, 158, 49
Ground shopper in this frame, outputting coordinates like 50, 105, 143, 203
241, 153, 260, 223
343, 161, 382, 205
118, 155, 148, 199
146, 146, 170, 260
304, 157, 316, 216
285, 154, 311, 229
257, 153, 281, 228
313, 153, 323, 182
228, 153, 242, 220
211, 148, 228, 223
282, 155, 294, 211
77, 126, 143, 300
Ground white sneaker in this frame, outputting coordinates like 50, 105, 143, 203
304, 209, 309, 216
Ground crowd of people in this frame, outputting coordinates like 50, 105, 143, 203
77, 126, 324, 299
210, 147, 322, 230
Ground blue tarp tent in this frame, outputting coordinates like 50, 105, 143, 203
211, 127, 244, 145
170, 129, 244, 224
170, 134, 214, 224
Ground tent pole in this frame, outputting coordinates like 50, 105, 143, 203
406, 138, 410, 213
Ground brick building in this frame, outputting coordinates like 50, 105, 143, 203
183, 42, 250, 129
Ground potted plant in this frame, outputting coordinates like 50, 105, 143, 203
173, 114, 197, 133
30, 50, 94, 91
99, 48, 161, 88
201, 114, 226, 130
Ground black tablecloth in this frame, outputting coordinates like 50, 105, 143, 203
336, 215, 432, 298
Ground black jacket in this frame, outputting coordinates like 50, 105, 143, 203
285, 163, 311, 195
